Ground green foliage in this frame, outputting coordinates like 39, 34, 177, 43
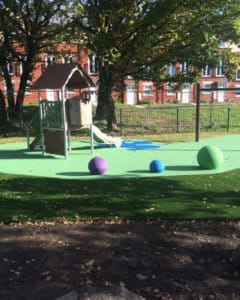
68, 0, 240, 84
66, 0, 240, 127
0, 0, 68, 121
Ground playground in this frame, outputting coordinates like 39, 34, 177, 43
0, 134, 240, 179
1, 139, 240, 300
0, 63, 231, 180
1, 63, 240, 299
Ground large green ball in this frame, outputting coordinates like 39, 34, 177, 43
197, 145, 224, 169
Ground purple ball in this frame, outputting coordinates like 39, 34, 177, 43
88, 156, 108, 175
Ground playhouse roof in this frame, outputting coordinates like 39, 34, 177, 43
32, 63, 95, 90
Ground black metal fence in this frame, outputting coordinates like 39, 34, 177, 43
2, 103, 240, 137
115, 104, 240, 136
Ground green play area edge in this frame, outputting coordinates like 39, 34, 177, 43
0, 135, 239, 180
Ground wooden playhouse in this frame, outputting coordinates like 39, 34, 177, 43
32, 63, 95, 158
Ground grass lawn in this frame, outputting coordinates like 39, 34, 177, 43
1, 129, 240, 224
0, 168, 240, 224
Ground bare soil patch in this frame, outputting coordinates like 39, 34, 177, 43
0, 220, 240, 299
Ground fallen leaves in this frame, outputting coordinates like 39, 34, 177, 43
10, 269, 21, 277
136, 273, 148, 280
41, 270, 52, 281
85, 259, 95, 267
145, 207, 155, 212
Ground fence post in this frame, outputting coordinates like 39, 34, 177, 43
176, 107, 179, 133
195, 83, 200, 142
227, 107, 230, 132
146, 101, 151, 129
119, 108, 123, 136
210, 92, 214, 129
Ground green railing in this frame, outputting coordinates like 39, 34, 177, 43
40, 100, 63, 128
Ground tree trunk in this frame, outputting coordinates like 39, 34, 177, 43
94, 66, 118, 131
2, 64, 15, 119
0, 89, 7, 125
14, 63, 33, 124
14, 79, 27, 124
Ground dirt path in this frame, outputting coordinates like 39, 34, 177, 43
1, 220, 240, 299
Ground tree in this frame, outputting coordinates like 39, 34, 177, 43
0, 0, 67, 123
139, 1, 240, 84
0, 88, 7, 125
68, 0, 240, 130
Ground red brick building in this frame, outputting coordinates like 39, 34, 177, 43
1, 42, 240, 105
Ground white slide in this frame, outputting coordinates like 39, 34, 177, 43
86, 125, 122, 148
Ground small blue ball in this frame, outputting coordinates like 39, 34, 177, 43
150, 160, 165, 173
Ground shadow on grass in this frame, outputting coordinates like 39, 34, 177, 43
0, 170, 240, 224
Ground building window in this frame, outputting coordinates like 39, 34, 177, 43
88, 55, 99, 74
143, 83, 153, 96
180, 62, 190, 72
19, 55, 27, 75
219, 41, 225, 48
202, 82, 212, 94
166, 65, 176, 77
66, 87, 75, 94
62, 54, 74, 64
7, 59, 15, 75
236, 85, 240, 97
216, 60, 224, 77
25, 80, 31, 94
236, 70, 240, 80
202, 65, 211, 77
167, 83, 175, 94
45, 55, 57, 67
